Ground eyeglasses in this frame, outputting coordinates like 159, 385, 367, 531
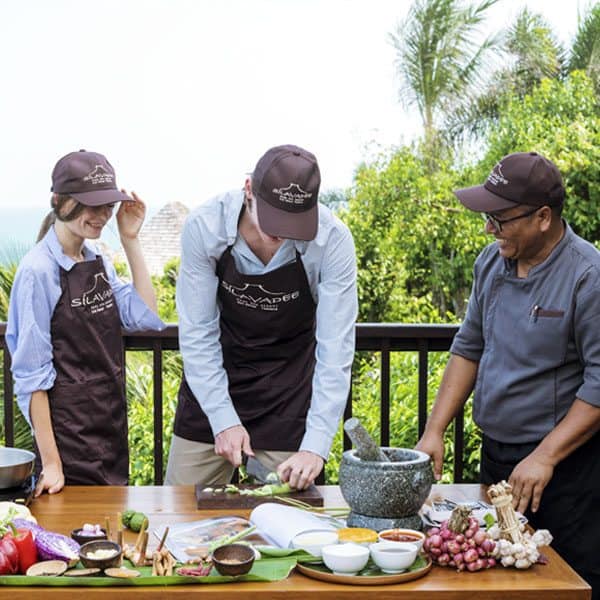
483, 206, 540, 232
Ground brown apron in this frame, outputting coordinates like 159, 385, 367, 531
35, 256, 129, 485
174, 245, 317, 450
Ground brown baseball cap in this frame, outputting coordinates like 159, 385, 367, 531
252, 144, 320, 241
51, 150, 131, 206
454, 152, 565, 212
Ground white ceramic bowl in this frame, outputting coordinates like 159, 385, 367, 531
321, 543, 370, 575
291, 530, 339, 558
369, 541, 418, 573
377, 528, 425, 552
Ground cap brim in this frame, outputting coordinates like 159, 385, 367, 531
454, 185, 519, 212
255, 196, 318, 241
69, 188, 132, 207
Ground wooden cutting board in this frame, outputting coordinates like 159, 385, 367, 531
195, 483, 323, 509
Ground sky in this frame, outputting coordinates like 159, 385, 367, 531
0, 0, 586, 244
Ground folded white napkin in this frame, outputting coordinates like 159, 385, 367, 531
250, 503, 338, 548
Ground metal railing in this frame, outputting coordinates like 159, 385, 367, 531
1, 322, 463, 484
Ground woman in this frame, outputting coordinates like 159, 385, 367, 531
6, 150, 163, 494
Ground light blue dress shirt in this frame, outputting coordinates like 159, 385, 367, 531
6, 226, 165, 425
177, 190, 358, 459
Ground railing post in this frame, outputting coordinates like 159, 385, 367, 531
2, 341, 14, 447
380, 341, 390, 447
152, 341, 164, 485
343, 378, 353, 451
453, 406, 465, 483
417, 340, 429, 439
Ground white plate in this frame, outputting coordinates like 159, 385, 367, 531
421, 505, 527, 526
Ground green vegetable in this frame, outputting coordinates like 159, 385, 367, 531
242, 483, 292, 496
208, 525, 256, 553
121, 510, 148, 532
223, 482, 293, 497
483, 513, 496, 530
121, 510, 136, 528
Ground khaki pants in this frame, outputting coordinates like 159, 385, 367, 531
165, 434, 294, 486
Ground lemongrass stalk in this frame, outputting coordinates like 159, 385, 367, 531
208, 525, 257, 553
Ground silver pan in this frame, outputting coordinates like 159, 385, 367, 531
0, 447, 35, 489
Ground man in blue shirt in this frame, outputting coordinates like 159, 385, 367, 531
416, 152, 600, 598
166, 145, 357, 490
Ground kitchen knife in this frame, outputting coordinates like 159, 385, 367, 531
243, 454, 281, 484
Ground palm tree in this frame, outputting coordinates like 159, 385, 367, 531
389, 0, 499, 158
504, 8, 565, 95
569, 3, 600, 93
444, 7, 565, 143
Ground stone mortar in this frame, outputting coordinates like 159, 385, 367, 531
339, 447, 433, 519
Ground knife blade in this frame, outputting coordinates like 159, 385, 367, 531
243, 454, 281, 484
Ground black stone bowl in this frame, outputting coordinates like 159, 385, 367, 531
79, 540, 122, 570
211, 543, 255, 576
71, 527, 107, 545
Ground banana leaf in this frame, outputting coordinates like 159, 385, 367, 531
0, 556, 297, 587
256, 546, 320, 563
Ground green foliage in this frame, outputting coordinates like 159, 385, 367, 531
504, 8, 565, 92
126, 351, 181, 485
0, 260, 33, 451
569, 3, 600, 93
153, 258, 179, 322
477, 71, 600, 243
325, 352, 481, 484
390, 0, 499, 154
113, 260, 130, 279
345, 146, 486, 322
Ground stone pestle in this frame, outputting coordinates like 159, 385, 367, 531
343, 417, 390, 462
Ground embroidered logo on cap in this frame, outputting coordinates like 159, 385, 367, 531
83, 165, 114, 186
487, 163, 509, 186
272, 183, 313, 205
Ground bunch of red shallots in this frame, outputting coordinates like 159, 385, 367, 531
423, 505, 497, 572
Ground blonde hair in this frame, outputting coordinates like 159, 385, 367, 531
37, 194, 85, 242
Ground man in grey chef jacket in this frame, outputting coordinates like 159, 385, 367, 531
166, 144, 357, 490
416, 152, 600, 598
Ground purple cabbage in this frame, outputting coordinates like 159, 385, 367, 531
11, 518, 44, 535
35, 529, 80, 566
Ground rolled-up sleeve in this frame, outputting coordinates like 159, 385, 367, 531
102, 257, 165, 332
176, 216, 240, 436
450, 261, 484, 361
574, 280, 600, 407
6, 269, 56, 425
300, 223, 358, 459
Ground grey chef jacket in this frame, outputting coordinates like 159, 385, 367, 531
451, 222, 600, 444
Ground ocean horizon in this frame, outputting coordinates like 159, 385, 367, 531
0, 206, 165, 265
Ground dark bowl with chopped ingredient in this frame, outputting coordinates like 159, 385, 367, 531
79, 540, 122, 570
71, 527, 107, 545
211, 543, 255, 576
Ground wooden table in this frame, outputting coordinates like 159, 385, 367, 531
0, 484, 590, 599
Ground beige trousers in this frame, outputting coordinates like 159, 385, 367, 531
164, 434, 294, 486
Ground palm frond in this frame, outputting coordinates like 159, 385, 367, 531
390, 0, 499, 135
569, 3, 600, 89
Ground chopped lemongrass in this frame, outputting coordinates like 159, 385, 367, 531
273, 496, 349, 521
208, 525, 257, 553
